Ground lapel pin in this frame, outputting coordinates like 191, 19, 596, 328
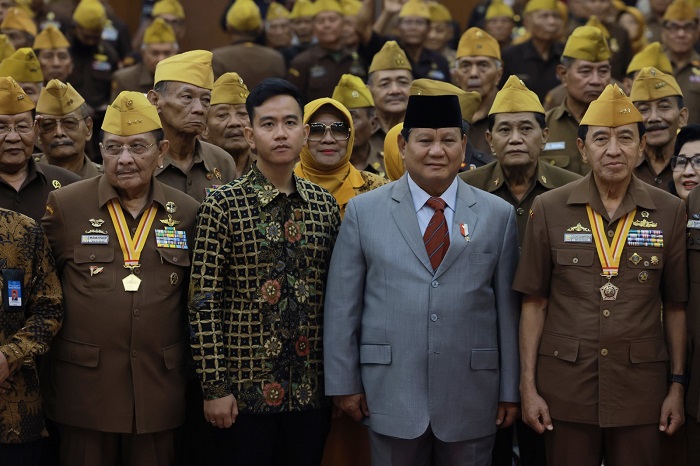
460, 223, 470, 243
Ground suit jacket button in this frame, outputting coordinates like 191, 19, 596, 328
430, 314, 438, 322
431, 280, 438, 288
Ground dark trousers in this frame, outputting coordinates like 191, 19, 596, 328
0, 440, 42, 466
544, 420, 660, 466
180, 378, 227, 466
491, 425, 513, 466
516, 419, 547, 466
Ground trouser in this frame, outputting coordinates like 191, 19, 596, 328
0, 439, 42, 466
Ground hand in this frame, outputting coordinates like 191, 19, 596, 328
0, 351, 9, 385
521, 389, 553, 434
659, 384, 685, 435
496, 402, 520, 429
383, 0, 403, 14
204, 394, 238, 429
333, 393, 369, 422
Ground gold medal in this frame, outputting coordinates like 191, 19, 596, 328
600, 277, 619, 300
638, 271, 649, 283
123, 272, 141, 292
629, 252, 642, 265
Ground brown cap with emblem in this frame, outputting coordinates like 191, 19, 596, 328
332, 74, 374, 108
369, 41, 412, 74
630, 67, 683, 102
103, 91, 162, 136
211, 72, 249, 106
0, 47, 43, 83
0, 76, 35, 114
36, 79, 85, 115
580, 83, 643, 127
456, 27, 501, 60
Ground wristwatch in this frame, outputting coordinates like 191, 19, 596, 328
669, 374, 689, 387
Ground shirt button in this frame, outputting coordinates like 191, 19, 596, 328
554, 350, 559, 357
572, 258, 579, 264
188, 180, 192, 186
607, 230, 614, 238
431, 280, 438, 288
172, 256, 178, 263
516, 208, 525, 215
430, 314, 438, 322
603, 309, 610, 317
89, 254, 96, 260
655, 178, 662, 185
15, 195, 21, 202
601, 348, 608, 356
131, 350, 138, 358
133, 309, 140, 317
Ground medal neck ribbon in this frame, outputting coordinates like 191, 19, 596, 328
107, 199, 158, 269
585, 205, 636, 276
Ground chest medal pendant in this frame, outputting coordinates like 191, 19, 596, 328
600, 276, 619, 301
123, 272, 141, 292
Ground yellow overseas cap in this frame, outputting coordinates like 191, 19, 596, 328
586, 16, 610, 39
154, 49, 214, 89
0, 76, 35, 114
0, 35, 15, 61
523, 0, 558, 14
456, 27, 501, 60
627, 42, 673, 75
563, 26, 611, 62
72, 0, 107, 30
489, 75, 544, 115
410, 78, 481, 122
226, 0, 262, 32
311, 0, 344, 16
580, 83, 643, 127
144, 18, 177, 44
36, 79, 85, 115
0, 48, 43, 83
340, 0, 362, 17
266, 2, 291, 20
428, 2, 452, 22
399, 0, 431, 19
486, 0, 515, 20
369, 40, 412, 74
630, 67, 683, 102
663, 0, 698, 21
33, 25, 70, 49
384, 122, 405, 181
1, 7, 37, 36
211, 72, 249, 106
103, 91, 162, 136
332, 74, 374, 108
152, 0, 185, 19
290, 0, 315, 18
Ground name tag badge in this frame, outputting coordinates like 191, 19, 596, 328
81, 234, 109, 245
310, 65, 326, 78
92, 60, 112, 72
544, 141, 565, 151
7, 280, 21, 307
564, 233, 592, 243
688, 220, 700, 229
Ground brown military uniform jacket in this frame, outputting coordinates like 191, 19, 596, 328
500, 39, 564, 103
287, 45, 367, 101
460, 161, 581, 243
155, 140, 236, 203
468, 117, 491, 156
0, 158, 81, 222
685, 186, 700, 419
34, 153, 103, 179
543, 100, 590, 175
110, 61, 153, 101
514, 174, 688, 427
367, 130, 387, 176
671, 51, 700, 126
42, 176, 199, 433
68, 39, 120, 111
212, 42, 286, 90
634, 154, 673, 192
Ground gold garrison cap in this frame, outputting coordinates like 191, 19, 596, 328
103, 91, 162, 136
311, 0, 343, 15
580, 83, 643, 127
211, 72, 249, 106
152, 0, 185, 19
399, 0, 431, 20
523, 0, 558, 14
428, 2, 452, 22
0, 47, 42, 83
0, 35, 14, 61
663, 0, 698, 22
226, 0, 262, 31
368, 40, 412, 74
266, 2, 291, 20
36, 79, 85, 115
144, 18, 177, 44
456, 27, 501, 60
72, 0, 107, 30
410, 78, 481, 122
486, 0, 515, 20
586, 16, 610, 39
490, 75, 544, 115
384, 122, 404, 181
1, 7, 37, 36
290, 0, 315, 18
332, 74, 374, 108
0, 76, 35, 114
630, 66, 683, 102
154, 49, 214, 89
626, 42, 673, 74
563, 26, 611, 62
33, 25, 70, 49
340, 0, 362, 17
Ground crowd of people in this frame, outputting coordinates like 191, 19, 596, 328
2, 0, 700, 465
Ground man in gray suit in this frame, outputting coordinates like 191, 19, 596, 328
323, 94, 521, 465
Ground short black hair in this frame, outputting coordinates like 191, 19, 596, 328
577, 122, 646, 142
487, 112, 546, 131
246, 78, 305, 122
674, 124, 700, 156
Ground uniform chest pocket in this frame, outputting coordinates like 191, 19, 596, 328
539, 153, 570, 169
154, 249, 191, 296
623, 250, 663, 291
73, 245, 115, 292
555, 249, 594, 297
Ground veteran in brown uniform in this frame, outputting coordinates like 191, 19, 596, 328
34, 79, 103, 179
148, 50, 236, 203
0, 77, 79, 223
32, 25, 74, 85
544, 26, 612, 175
0, 47, 44, 105
515, 84, 688, 466
42, 91, 199, 466
621, 42, 674, 97
631, 67, 688, 191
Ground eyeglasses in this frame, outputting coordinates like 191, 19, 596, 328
99, 142, 155, 157
663, 22, 697, 34
38, 117, 86, 133
0, 122, 33, 136
307, 122, 350, 142
671, 155, 700, 171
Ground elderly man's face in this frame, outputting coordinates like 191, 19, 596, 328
142, 42, 178, 76
37, 48, 74, 82
313, 11, 343, 48
662, 20, 699, 55
425, 20, 452, 51
398, 16, 430, 47
150, 82, 211, 136
292, 16, 314, 43
634, 97, 687, 150
101, 131, 167, 196
18, 82, 40, 105
267, 18, 292, 48
1, 28, 31, 48
560, 59, 611, 106
399, 126, 466, 197
204, 103, 250, 154
486, 112, 549, 170
578, 123, 645, 185
485, 16, 514, 44
349, 107, 373, 147
0, 111, 35, 174
525, 10, 562, 42
36, 109, 92, 163
368, 69, 412, 116
454, 56, 503, 99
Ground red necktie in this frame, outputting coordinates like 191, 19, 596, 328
423, 197, 450, 271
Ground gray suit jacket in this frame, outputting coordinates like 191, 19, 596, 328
324, 175, 521, 442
